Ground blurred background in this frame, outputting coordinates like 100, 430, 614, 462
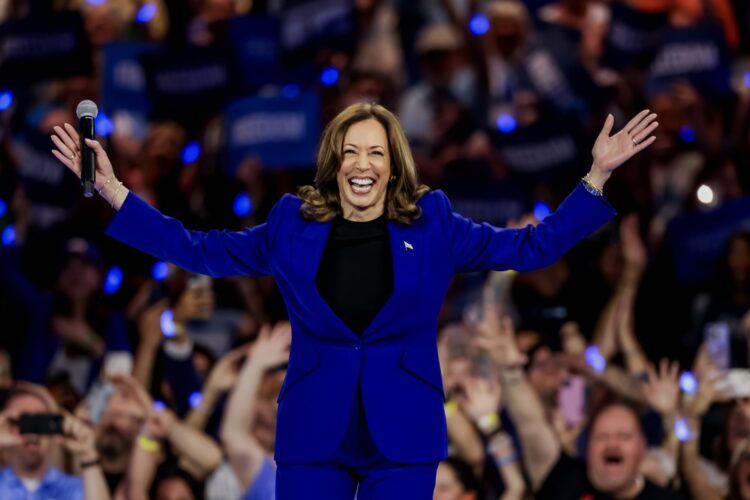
0, 0, 749, 499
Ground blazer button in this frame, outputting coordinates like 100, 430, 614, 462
354, 344, 361, 350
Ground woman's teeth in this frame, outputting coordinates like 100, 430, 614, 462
350, 178, 374, 194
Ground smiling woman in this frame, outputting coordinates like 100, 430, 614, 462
298, 103, 430, 224
50, 101, 657, 500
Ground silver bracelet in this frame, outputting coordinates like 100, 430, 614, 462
95, 176, 118, 194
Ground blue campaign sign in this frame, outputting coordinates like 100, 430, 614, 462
666, 197, 750, 283
225, 93, 320, 172
280, 0, 355, 63
102, 42, 159, 115
646, 24, 731, 97
141, 45, 238, 128
491, 113, 586, 183
602, 2, 668, 70
0, 11, 92, 87
229, 15, 283, 87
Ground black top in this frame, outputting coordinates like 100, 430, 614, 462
537, 454, 685, 500
315, 214, 394, 336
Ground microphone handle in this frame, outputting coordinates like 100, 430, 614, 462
80, 116, 96, 198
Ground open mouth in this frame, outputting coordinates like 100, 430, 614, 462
349, 177, 374, 195
603, 453, 624, 466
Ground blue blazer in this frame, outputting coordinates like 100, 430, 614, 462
105, 184, 615, 464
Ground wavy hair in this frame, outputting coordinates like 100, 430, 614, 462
298, 103, 429, 225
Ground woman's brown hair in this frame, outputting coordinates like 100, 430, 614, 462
298, 103, 429, 225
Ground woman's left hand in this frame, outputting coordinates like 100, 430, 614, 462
589, 110, 658, 188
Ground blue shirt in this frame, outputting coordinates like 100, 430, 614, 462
243, 457, 276, 500
0, 466, 83, 500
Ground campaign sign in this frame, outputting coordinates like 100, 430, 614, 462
225, 92, 319, 172
492, 116, 585, 183
280, 0, 355, 63
646, 24, 731, 97
666, 197, 750, 283
141, 46, 237, 127
229, 15, 283, 87
439, 160, 528, 227
0, 11, 92, 86
602, 2, 668, 70
102, 43, 159, 115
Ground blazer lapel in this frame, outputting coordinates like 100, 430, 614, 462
362, 222, 423, 339
293, 220, 360, 342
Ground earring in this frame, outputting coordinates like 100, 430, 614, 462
389, 175, 396, 182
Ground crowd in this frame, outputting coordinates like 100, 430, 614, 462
1, 0, 750, 498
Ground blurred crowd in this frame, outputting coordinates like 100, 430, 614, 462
1, 0, 750, 499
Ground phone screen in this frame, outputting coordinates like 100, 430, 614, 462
559, 375, 587, 427
18, 414, 64, 435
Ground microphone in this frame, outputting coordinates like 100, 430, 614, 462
76, 100, 98, 198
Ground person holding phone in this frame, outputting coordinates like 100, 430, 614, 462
51, 102, 657, 499
0, 383, 110, 500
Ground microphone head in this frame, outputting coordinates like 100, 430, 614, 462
76, 100, 98, 119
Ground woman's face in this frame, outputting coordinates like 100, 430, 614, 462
336, 118, 391, 221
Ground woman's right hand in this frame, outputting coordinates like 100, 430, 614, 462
50, 123, 128, 209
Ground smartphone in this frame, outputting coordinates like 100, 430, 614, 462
86, 381, 115, 425
717, 369, 750, 398
559, 375, 587, 427
103, 351, 133, 378
19, 414, 64, 435
704, 322, 731, 371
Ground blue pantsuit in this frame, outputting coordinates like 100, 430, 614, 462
105, 184, 616, 498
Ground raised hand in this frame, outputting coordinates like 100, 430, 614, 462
588, 110, 658, 188
60, 412, 99, 463
204, 345, 247, 393
461, 375, 503, 422
642, 358, 680, 416
50, 123, 128, 208
474, 316, 527, 369
249, 322, 292, 371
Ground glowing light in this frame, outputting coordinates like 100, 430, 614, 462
744, 71, 750, 89
2, 226, 16, 246
153, 400, 166, 412
152, 261, 169, 281
533, 201, 551, 221
679, 126, 695, 143
104, 266, 124, 295
679, 371, 698, 394
281, 84, 300, 98
496, 113, 517, 133
0, 90, 13, 111
86, 0, 105, 5
585, 345, 606, 374
0, 199, 7, 218
181, 141, 201, 164
189, 392, 203, 409
160, 309, 176, 337
233, 193, 253, 217
136, 2, 157, 23
696, 184, 714, 205
95, 112, 113, 136
674, 417, 693, 442
468, 14, 490, 36
320, 67, 339, 86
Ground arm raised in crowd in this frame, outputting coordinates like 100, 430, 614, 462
475, 315, 561, 491
184, 346, 244, 431
220, 322, 290, 490
61, 413, 112, 500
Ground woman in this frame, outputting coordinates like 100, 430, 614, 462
51, 102, 657, 499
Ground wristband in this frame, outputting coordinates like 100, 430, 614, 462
79, 457, 101, 469
476, 412, 500, 434
137, 435, 161, 453
444, 400, 458, 416
493, 452, 519, 468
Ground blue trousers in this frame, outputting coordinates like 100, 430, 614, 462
276, 383, 439, 500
